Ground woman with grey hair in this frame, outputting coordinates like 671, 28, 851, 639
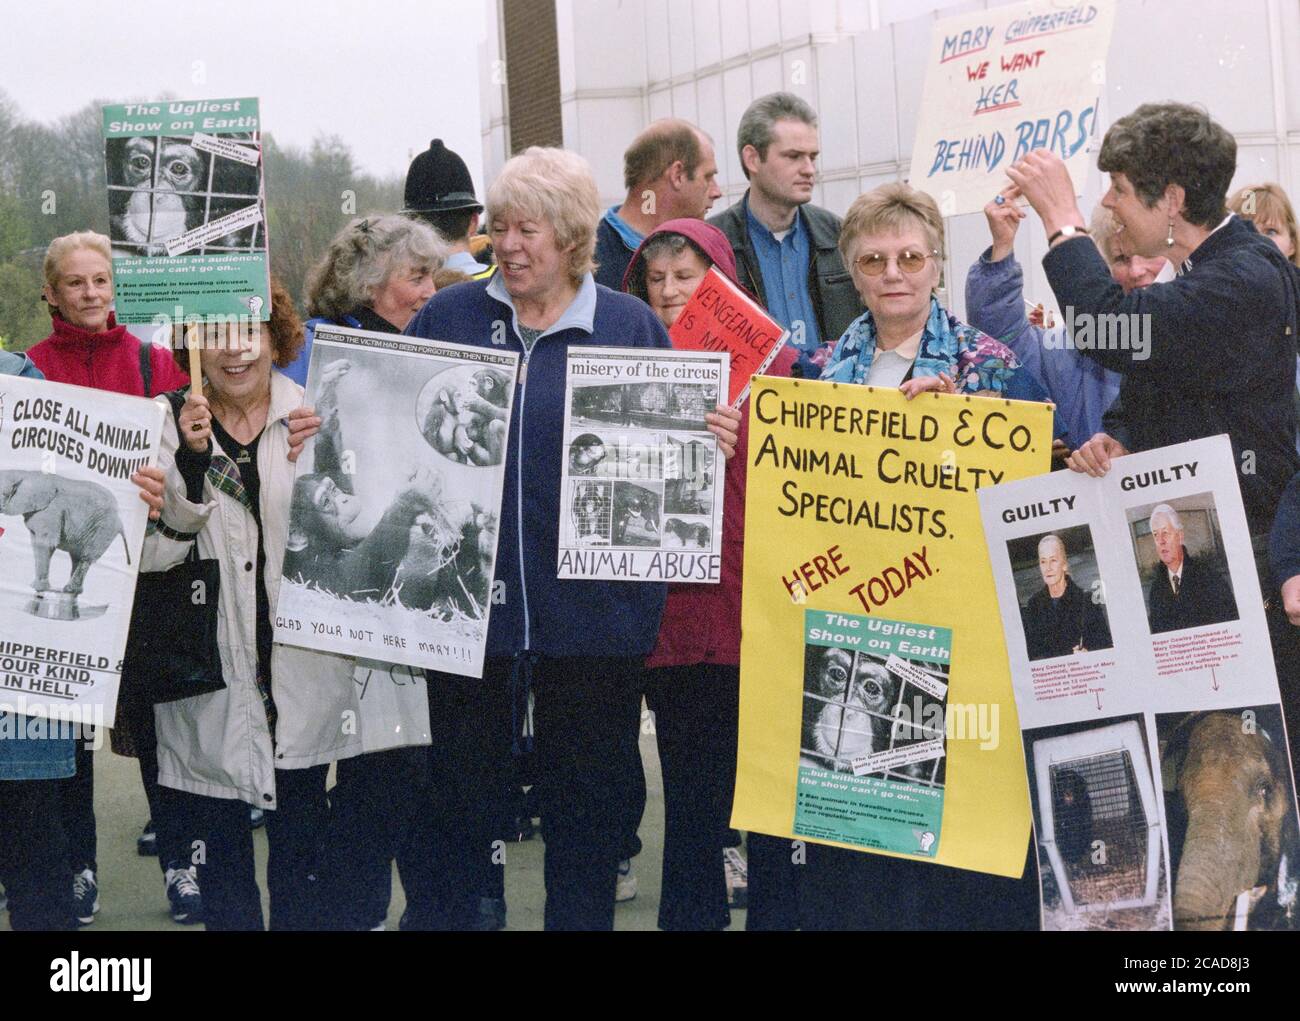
405, 146, 739, 930
280, 214, 447, 385
274, 213, 446, 929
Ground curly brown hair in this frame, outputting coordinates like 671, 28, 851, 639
1098, 103, 1236, 228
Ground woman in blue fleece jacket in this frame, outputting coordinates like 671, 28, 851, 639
403, 147, 738, 931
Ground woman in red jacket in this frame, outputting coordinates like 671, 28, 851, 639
623, 219, 794, 929
29, 231, 190, 397
27, 230, 194, 925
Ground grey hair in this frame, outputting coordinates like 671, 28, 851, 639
640, 233, 691, 263
737, 92, 818, 179
1037, 533, 1068, 558
1149, 503, 1184, 531
306, 215, 447, 320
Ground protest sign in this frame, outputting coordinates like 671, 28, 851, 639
980, 435, 1300, 930
274, 325, 517, 677
668, 267, 786, 408
557, 346, 728, 584
0, 376, 163, 729
733, 378, 1053, 876
908, 0, 1116, 217
102, 97, 270, 324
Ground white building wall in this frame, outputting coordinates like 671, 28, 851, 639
483, 0, 1300, 318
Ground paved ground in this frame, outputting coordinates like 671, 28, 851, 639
14, 724, 745, 931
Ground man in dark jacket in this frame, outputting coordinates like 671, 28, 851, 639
1021, 534, 1113, 659
708, 92, 863, 377
594, 119, 722, 291
1145, 504, 1238, 634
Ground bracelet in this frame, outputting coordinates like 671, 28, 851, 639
1047, 225, 1090, 245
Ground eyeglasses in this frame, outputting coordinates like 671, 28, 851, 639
854, 249, 939, 276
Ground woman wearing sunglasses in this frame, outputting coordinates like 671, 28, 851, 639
771, 181, 1041, 932
820, 182, 1019, 398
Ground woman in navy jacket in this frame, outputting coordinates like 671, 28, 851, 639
404, 146, 737, 930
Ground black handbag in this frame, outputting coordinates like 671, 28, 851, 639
121, 543, 225, 705
119, 392, 225, 707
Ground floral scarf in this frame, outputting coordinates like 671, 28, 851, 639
819, 297, 1019, 395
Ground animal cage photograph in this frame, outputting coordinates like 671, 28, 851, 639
799, 644, 947, 788
106, 133, 266, 257
1027, 716, 1171, 930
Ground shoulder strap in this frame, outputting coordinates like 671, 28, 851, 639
139, 340, 153, 397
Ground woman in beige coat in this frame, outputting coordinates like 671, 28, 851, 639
143, 280, 354, 930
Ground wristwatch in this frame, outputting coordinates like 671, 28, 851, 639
1047, 224, 1090, 244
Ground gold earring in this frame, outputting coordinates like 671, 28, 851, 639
1166, 221, 1175, 247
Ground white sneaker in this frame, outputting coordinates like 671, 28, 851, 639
615, 859, 638, 903
723, 846, 748, 909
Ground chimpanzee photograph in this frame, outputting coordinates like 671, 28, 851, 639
277, 335, 515, 676
106, 132, 264, 257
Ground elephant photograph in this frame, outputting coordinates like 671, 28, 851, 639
0, 469, 131, 607
1159, 706, 1300, 931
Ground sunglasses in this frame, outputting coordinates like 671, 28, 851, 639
854, 249, 939, 276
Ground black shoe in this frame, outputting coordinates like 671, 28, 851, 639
499, 814, 534, 843
472, 896, 506, 931
137, 820, 157, 857
73, 868, 99, 926
165, 865, 203, 925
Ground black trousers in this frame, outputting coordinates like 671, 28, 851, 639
322, 745, 430, 930
404, 655, 643, 931
747, 832, 1040, 930
134, 713, 191, 873
643, 662, 739, 931
612, 688, 647, 863
170, 764, 329, 931
0, 778, 75, 930
58, 738, 96, 872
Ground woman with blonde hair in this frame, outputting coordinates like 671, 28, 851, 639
26, 230, 191, 925
1229, 182, 1300, 266
405, 146, 739, 930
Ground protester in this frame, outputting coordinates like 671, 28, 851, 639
1008, 103, 1300, 540
622, 217, 796, 928
1228, 183, 1300, 451
403, 146, 738, 930
966, 200, 1173, 450
1229, 182, 1300, 266
744, 181, 1039, 931
708, 92, 863, 377
594, 119, 723, 290
24, 231, 191, 925
287, 214, 447, 930
820, 183, 1021, 396
595, 120, 727, 898
280, 215, 446, 385
142, 278, 348, 931
0, 349, 165, 931
405, 139, 495, 279
1013, 104, 1300, 779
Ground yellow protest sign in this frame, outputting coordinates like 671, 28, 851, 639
735, 377, 1053, 877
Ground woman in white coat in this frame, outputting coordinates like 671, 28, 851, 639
143, 279, 355, 930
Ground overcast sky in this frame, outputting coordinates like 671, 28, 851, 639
2, 0, 486, 189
